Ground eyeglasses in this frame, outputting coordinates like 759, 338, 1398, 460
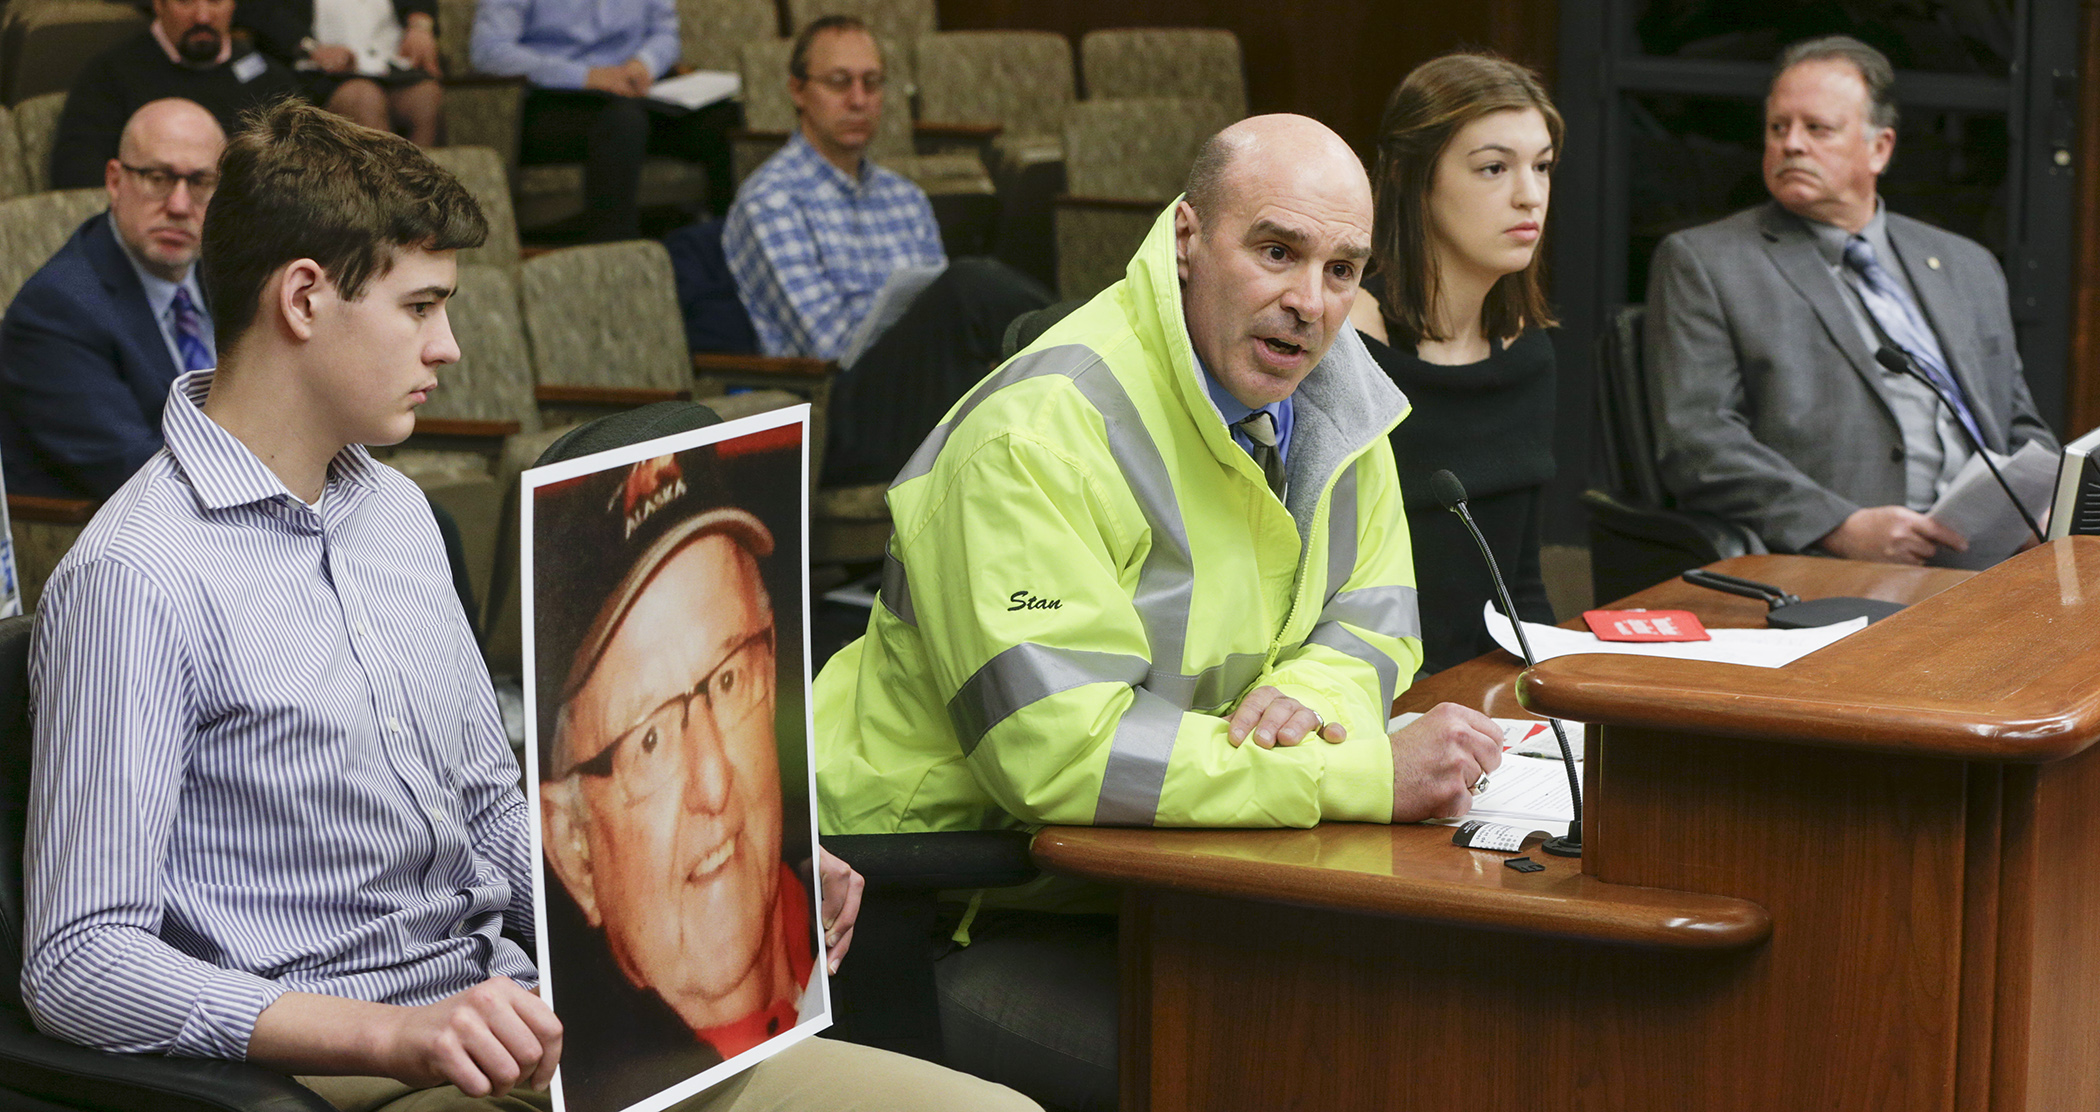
120, 162, 219, 202
809, 70, 884, 93
565, 626, 777, 801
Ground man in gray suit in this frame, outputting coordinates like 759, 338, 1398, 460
1645, 35, 2056, 564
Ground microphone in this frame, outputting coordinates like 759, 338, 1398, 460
1431, 469, 1581, 857
1873, 346, 2044, 547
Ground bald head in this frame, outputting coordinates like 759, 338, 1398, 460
107, 98, 225, 283
1173, 114, 1373, 410
1184, 114, 1371, 226
117, 98, 224, 165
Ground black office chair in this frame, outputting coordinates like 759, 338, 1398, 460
1581, 304, 1766, 604
0, 613, 334, 1112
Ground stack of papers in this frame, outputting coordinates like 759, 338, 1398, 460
1390, 713, 1578, 835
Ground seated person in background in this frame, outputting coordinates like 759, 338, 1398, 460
238, 0, 443, 147
723, 15, 1050, 487
21, 100, 1035, 1112
0, 98, 225, 500
815, 113, 1504, 1112
471, 0, 736, 241
49, 0, 299, 188
1346, 53, 1562, 674
1646, 34, 2056, 565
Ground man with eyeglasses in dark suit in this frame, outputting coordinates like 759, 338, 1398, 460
0, 98, 226, 499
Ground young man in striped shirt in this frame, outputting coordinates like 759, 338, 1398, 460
21, 100, 1032, 1112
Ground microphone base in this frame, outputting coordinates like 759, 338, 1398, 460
1541, 835, 1582, 858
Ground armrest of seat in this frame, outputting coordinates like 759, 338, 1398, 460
729, 128, 791, 143
691, 353, 834, 379
913, 121, 1003, 143
1055, 194, 1167, 213
6, 495, 95, 525
822, 831, 1038, 893
1580, 489, 1768, 560
534, 384, 690, 407
0, 1009, 333, 1112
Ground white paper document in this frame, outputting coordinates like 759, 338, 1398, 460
1390, 714, 1579, 835
1927, 439, 2058, 570
648, 69, 740, 111
1483, 603, 1865, 669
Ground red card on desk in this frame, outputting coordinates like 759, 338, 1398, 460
1583, 608, 1711, 642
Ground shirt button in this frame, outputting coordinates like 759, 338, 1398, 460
1889, 446, 1905, 463
427, 806, 446, 822
385, 718, 404, 734
355, 621, 371, 638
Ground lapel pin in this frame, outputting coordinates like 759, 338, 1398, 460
1928, 256, 1941, 270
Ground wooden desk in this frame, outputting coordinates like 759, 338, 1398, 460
1028, 550, 2100, 1112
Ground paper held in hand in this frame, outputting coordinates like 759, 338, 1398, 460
1926, 439, 2058, 570
648, 69, 740, 111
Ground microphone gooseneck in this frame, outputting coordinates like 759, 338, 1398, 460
1873, 346, 2045, 546
1430, 469, 1582, 857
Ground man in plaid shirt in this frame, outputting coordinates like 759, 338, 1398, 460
724, 15, 1047, 486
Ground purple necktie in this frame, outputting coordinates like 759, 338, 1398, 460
170, 286, 213, 372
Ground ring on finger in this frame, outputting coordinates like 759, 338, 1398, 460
1469, 773, 1490, 796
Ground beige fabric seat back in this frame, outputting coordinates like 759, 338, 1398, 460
0, 104, 26, 200
913, 30, 1073, 152
0, 187, 105, 310
783, 0, 933, 47
1079, 28, 1246, 119
519, 240, 691, 393
679, 0, 780, 73
2, 0, 146, 105
1055, 97, 1231, 300
425, 146, 520, 269
14, 91, 65, 194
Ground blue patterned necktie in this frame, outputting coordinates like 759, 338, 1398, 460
1236, 410, 1287, 500
1841, 236, 1983, 446
169, 285, 213, 372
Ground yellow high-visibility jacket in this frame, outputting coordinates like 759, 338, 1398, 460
816, 202, 1421, 834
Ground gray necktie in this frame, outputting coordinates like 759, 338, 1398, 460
1841, 236, 1984, 446
1236, 410, 1286, 500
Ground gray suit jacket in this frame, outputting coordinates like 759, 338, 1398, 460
1643, 200, 2055, 552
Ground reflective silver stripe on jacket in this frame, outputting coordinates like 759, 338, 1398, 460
948, 645, 1150, 756
879, 543, 914, 626
1323, 467, 1357, 605
1303, 585, 1420, 713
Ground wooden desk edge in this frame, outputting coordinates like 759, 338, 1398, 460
1031, 828, 1772, 952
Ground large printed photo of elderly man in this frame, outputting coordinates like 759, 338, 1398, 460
524, 407, 824, 1112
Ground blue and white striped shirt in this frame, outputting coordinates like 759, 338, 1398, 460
723, 130, 946, 360
22, 370, 536, 1059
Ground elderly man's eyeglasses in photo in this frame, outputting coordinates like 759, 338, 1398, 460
566, 626, 777, 801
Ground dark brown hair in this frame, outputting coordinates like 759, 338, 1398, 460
1370, 52, 1562, 348
202, 98, 486, 354
789, 14, 877, 80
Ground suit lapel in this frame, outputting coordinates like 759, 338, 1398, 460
1754, 203, 1897, 423
1886, 216, 1998, 448
82, 213, 183, 383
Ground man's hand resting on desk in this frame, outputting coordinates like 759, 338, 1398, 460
1819, 506, 1967, 565
1226, 685, 1347, 748
1390, 702, 1503, 822
248, 977, 562, 1097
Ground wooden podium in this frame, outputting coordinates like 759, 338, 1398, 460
1033, 543, 2100, 1112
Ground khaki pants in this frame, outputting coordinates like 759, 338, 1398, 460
299, 1035, 1039, 1112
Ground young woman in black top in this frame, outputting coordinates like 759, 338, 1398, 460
1348, 53, 1564, 674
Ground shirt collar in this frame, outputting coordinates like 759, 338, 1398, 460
784, 129, 869, 194
1198, 354, 1290, 429
1804, 197, 1888, 269
162, 370, 383, 512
